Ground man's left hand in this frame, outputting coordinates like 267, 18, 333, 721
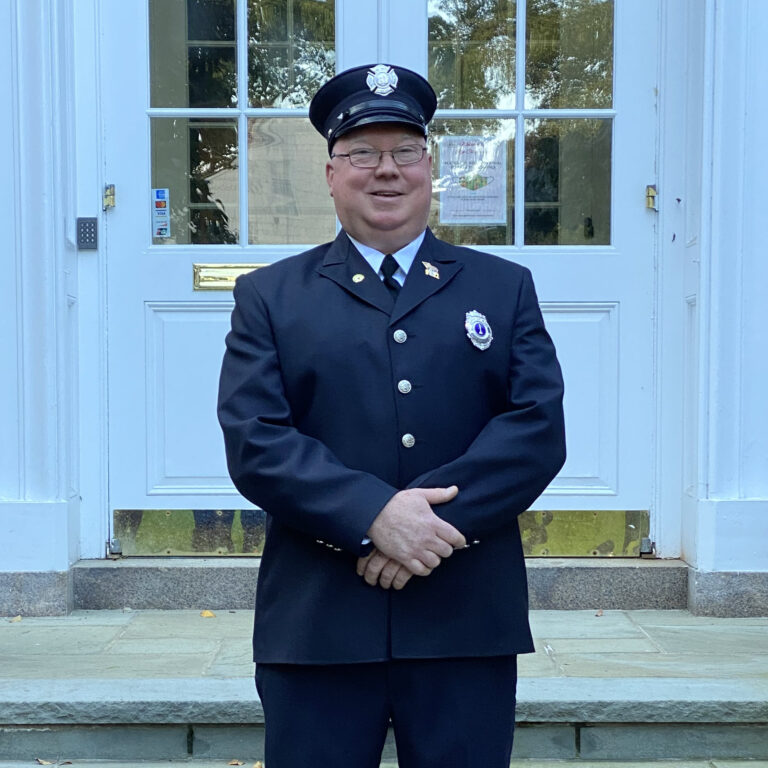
356, 548, 415, 590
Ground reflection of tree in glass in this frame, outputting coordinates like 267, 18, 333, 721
524, 119, 611, 245
429, 0, 515, 109
189, 123, 238, 244
248, 0, 335, 108
187, 0, 235, 40
186, 0, 237, 108
526, 0, 613, 109
188, 46, 238, 108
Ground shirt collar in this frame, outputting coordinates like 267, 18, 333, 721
347, 230, 426, 284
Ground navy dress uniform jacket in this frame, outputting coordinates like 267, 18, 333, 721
218, 228, 566, 664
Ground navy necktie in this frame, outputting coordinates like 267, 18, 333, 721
381, 254, 401, 297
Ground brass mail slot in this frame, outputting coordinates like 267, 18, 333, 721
193, 263, 266, 291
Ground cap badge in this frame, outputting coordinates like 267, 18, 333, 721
367, 64, 398, 96
422, 261, 440, 279
352, 273, 365, 283
465, 310, 493, 351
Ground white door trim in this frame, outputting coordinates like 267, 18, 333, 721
77, 0, 111, 558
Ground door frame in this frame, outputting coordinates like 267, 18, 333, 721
76, 0, 688, 559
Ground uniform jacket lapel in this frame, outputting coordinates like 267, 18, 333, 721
390, 229, 464, 326
316, 231, 393, 314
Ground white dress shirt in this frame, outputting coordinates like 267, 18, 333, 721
347, 230, 426, 286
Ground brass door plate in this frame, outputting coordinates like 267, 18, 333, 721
193, 263, 266, 291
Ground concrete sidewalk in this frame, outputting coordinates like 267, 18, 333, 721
1, 609, 767, 762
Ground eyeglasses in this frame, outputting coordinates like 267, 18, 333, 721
331, 145, 427, 168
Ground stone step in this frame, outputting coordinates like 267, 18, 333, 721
1, 763, 766, 768
1, 676, 767, 761
71, 558, 690, 611
2, 608, 767, 762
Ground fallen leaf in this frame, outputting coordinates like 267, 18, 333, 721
200, 610, 216, 618
35, 760, 53, 765
595, 609, 604, 617
253, 763, 264, 768
228, 761, 244, 766
9, 615, 21, 623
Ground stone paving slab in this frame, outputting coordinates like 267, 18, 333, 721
0, 762, 766, 768
0, 654, 216, 680
579, 725, 768, 760
552, 652, 768, 678
528, 610, 643, 638
627, 609, 768, 626
538, 636, 660, 653
0, 726, 190, 762
640, 624, 768, 654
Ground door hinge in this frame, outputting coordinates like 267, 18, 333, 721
645, 184, 658, 211
103, 183, 116, 211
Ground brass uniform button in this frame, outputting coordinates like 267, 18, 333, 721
401, 433, 415, 448
397, 379, 412, 394
393, 329, 407, 343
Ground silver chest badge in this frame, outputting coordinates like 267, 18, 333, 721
465, 310, 493, 351
367, 64, 398, 96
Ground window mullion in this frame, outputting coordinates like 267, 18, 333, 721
237, 0, 249, 246
514, 0, 527, 248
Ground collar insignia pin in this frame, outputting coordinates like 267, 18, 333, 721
352, 273, 365, 283
422, 261, 440, 279
465, 310, 493, 351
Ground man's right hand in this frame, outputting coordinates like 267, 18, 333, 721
366, 486, 465, 576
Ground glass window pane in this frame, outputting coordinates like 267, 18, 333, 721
150, 0, 237, 108
526, 0, 613, 109
248, 0, 335, 108
187, 0, 235, 40
151, 118, 239, 245
429, 0, 516, 109
524, 118, 611, 245
247, 118, 336, 244
429, 118, 515, 246
188, 45, 237, 108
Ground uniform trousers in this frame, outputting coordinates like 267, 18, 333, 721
255, 655, 518, 768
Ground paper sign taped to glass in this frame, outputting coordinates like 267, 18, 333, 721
438, 136, 507, 225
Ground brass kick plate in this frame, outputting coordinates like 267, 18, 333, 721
519, 509, 650, 557
114, 509, 651, 558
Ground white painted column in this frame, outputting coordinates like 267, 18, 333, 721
0, 0, 80, 572
335, 0, 379, 71
689, 0, 768, 572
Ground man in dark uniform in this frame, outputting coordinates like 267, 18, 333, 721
218, 63, 566, 768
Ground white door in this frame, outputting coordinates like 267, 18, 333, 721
101, 0, 658, 556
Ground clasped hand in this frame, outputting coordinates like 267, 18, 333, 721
355, 486, 465, 590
